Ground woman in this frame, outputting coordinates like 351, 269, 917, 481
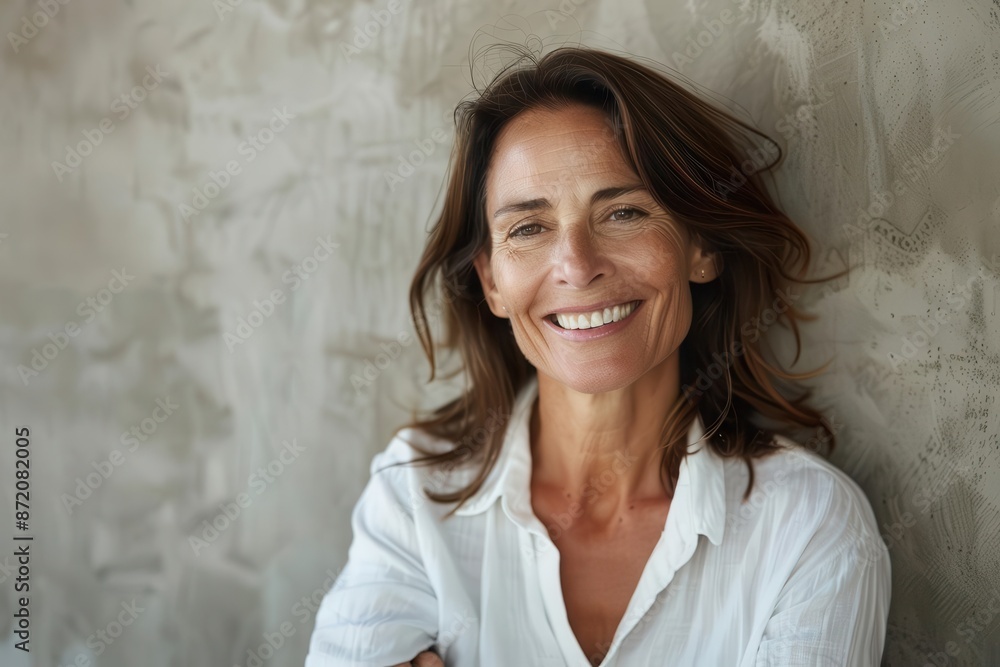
306, 45, 890, 667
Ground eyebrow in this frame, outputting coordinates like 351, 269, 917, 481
492, 185, 648, 220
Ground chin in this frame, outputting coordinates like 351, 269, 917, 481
550, 362, 647, 395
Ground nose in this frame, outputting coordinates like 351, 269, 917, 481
551, 222, 614, 288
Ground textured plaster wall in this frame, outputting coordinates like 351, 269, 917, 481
0, 0, 998, 665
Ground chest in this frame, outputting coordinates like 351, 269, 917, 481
531, 496, 671, 665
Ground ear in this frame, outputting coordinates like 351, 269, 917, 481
473, 249, 508, 318
688, 233, 722, 283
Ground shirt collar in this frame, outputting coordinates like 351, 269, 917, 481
453, 375, 728, 547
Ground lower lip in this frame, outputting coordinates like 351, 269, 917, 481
543, 301, 643, 341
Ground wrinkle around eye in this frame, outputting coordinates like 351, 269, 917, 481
509, 222, 545, 239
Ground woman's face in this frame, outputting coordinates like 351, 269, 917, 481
474, 103, 717, 394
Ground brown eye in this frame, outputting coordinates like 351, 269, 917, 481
609, 206, 644, 222
510, 223, 541, 238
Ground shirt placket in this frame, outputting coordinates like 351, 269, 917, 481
530, 481, 698, 667
480, 500, 566, 666
533, 529, 594, 666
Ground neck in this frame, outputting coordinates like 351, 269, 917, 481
530, 353, 685, 520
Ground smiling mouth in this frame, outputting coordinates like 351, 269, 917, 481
547, 300, 642, 330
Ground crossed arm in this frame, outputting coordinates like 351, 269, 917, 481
390, 651, 444, 667
305, 447, 450, 667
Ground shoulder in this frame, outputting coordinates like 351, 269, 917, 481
724, 435, 886, 565
369, 427, 435, 473
371, 426, 466, 473
366, 427, 477, 512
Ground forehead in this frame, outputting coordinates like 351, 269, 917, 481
485, 104, 635, 206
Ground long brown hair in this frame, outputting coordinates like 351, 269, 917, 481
383, 44, 848, 520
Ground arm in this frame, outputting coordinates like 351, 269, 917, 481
305, 447, 440, 667
390, 652, 444, 667
753, 504, 892, 666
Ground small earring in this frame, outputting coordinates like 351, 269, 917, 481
700, 269, 705, 278
502, 306, 507, 311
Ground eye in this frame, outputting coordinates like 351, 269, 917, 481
608, 205, 645, 222
509, 222, 541, 238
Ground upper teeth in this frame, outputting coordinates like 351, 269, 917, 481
554, 301, 637, 330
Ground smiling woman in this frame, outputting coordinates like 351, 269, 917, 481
305, 44, 889, 667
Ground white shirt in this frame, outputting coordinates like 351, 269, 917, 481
306, 375, 891, 667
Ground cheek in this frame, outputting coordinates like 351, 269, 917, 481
628, 224, 688, 284
629, 252, 688, 287
492, 253, 544, 306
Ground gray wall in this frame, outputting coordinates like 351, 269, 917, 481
1, 0, 998, 665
